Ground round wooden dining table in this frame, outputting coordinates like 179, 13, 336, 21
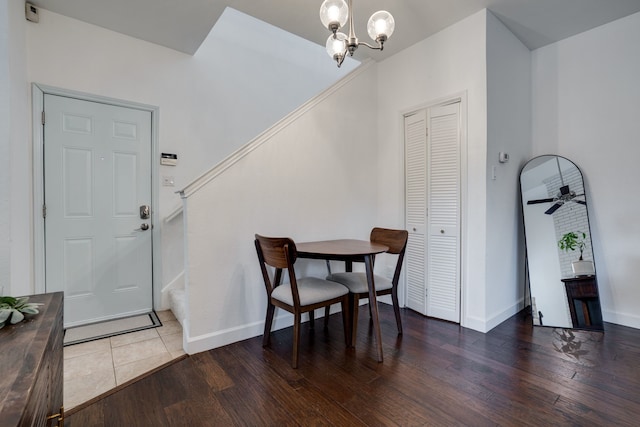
296, 239, 389, 362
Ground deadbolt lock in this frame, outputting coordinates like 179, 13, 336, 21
140, 205, 150, 219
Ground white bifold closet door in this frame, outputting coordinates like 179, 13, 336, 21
405, 110, 428, 315
405, 102, 461, 323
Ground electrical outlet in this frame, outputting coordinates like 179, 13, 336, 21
162, 176, 175, 187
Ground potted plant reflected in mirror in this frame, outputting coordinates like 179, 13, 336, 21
558, 231, 594, 277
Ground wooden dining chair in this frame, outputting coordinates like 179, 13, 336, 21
325, 227, 408, 340
255, 234, 351, 368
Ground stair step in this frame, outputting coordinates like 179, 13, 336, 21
168, 289, 186, 327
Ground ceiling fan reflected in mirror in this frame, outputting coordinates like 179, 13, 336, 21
527, 157, 586, 214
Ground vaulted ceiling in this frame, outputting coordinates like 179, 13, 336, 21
30, 0, 640, 56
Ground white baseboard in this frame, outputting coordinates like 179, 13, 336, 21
462, 315, 490, 333
184, 306, 341, 355
486, 299, 526, 331
183, 302, 640, 355
185, 299, 533, 354
602, 310, 640, 330
463, 298, 525, 333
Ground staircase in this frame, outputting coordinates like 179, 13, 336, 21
168, 288, 186, 327
173, 61, 378, 354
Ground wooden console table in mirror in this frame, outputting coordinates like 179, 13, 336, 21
562, 276, 603, 330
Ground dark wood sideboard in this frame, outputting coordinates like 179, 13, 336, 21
0, 292, 64, 426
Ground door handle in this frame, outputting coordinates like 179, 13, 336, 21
140, 205, 150, 219
134, 223, 150, 231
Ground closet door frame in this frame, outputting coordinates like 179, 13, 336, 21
401, 92, 468, 326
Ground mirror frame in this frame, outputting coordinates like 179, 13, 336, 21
520, 155, 603, 331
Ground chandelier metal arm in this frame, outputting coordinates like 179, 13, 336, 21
357, 41, 384, 51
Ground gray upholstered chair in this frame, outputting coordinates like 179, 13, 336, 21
255, 234, 350, 368
326, 227, 408, 341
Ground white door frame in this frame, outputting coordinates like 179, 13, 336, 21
32, 83, 162, 309
401, 91, 468, 328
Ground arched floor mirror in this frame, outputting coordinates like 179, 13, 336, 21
520, 155, 603, 331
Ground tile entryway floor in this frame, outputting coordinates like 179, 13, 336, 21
63, 310, 185, 410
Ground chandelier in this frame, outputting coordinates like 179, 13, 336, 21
320, 0, 395, 67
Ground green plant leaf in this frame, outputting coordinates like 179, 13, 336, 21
21, 306, 40, 315
21, 307, 40, 315
14, 297, 30, 308
10, 309, 24, 324
0, 296, 18, 306
558, 231, 587, 254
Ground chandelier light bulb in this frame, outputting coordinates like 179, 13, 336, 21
367, 10, 395, 42
326, 32, 347, 60
320, 0, 349, 33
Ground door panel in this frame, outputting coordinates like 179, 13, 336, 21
426, 103, 461, 323
63, 147, 93, 216
405, 110, 428, 314
44, 94, 153, 327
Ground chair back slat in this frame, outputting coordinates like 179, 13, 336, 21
370, 227, 408, 255
370, 227, 408, 286
255, 234, 301, 305
255, 234, 298, 268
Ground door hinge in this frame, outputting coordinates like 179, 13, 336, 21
41, 111, 45, 125
42, 204, 46, 218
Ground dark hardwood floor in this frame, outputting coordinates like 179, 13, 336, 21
66, 304, 640, 426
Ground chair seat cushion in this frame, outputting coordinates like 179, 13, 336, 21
326, 272, 393, 294
271, 277, 348, 306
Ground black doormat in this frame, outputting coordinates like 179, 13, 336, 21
63, 311, 162, 346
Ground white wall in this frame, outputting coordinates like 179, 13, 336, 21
484, 11, 531, 329
0, 0, 30, 296
532, 11, 640, 328
0, 0, 11, 294
23, 7, 353, 301
183, 65, 379, 352
376, 10, 490, 331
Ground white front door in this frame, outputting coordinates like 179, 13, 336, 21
43, 94, 153, 327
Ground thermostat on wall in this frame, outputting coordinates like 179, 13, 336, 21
25, 3, 39, 23
161, 153, 178, 166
